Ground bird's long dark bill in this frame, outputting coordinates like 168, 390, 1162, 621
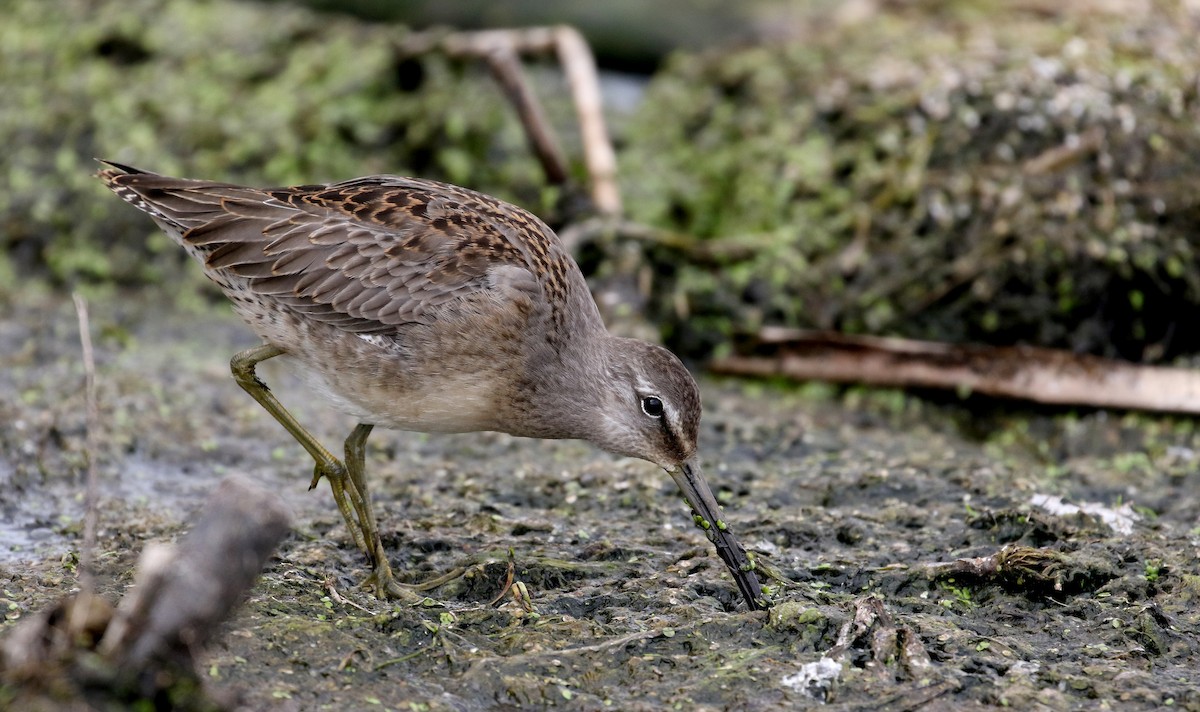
669, 458, 765, 611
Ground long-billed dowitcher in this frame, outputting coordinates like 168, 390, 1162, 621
98, 161, 764, 610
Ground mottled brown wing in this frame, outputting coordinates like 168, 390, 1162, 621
100, 163, 549, 334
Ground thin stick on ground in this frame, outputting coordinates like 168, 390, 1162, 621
71, 293, 100, 590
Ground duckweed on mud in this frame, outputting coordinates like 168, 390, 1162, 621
3, 289, 1200, 709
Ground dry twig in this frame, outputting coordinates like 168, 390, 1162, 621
71, 293, 99, 589
926, 545, 1068, 591
488, 548, 517, 607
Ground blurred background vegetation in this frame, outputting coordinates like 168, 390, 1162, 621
3, 0, 1199, 363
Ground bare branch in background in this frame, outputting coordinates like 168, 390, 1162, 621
552, 25, 621, 216
398, 25, 622, 216
480, 43, 570, 186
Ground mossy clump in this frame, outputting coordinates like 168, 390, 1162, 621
622, 6, 1200, 362
0, 0, 548, 287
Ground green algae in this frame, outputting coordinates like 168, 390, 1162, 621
619, 6, 1200, 362
0, 0, 544, 289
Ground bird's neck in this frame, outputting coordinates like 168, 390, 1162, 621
504, 328, 619, 442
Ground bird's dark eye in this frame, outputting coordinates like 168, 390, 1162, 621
641, 396, 664, 418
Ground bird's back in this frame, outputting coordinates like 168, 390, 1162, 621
99, 162, 601, 338
99, 162, 607, 433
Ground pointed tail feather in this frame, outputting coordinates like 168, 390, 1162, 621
95, 159, 188, 231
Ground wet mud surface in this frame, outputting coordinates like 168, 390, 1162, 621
3, 288, 1200, 710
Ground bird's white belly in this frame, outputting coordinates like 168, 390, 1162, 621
291, 355, 504, 434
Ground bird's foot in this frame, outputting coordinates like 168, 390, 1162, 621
364, 556, 469, 605
365, 569, 428, 604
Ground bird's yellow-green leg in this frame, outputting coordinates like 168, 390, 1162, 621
230, 346, 377, 584
346, 423, 469, 597
231, 345, 458, 602
343, 423, 425, 603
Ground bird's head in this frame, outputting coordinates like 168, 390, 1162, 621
586, 336, 764, 610
588, 337, 701, 469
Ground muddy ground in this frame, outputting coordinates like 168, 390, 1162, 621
2, 285, 1200, 710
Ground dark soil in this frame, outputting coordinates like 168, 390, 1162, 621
3, 286, 1200, 710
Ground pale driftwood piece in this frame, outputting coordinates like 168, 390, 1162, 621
709, 327, 1200, 414
99, 476, 291, 668
0, 477, 289, 709
397, 26, 622, 215
552, 25, 621, 216
802, 596, 941, 705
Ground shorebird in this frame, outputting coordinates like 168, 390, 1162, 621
99, 161, 764, 610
